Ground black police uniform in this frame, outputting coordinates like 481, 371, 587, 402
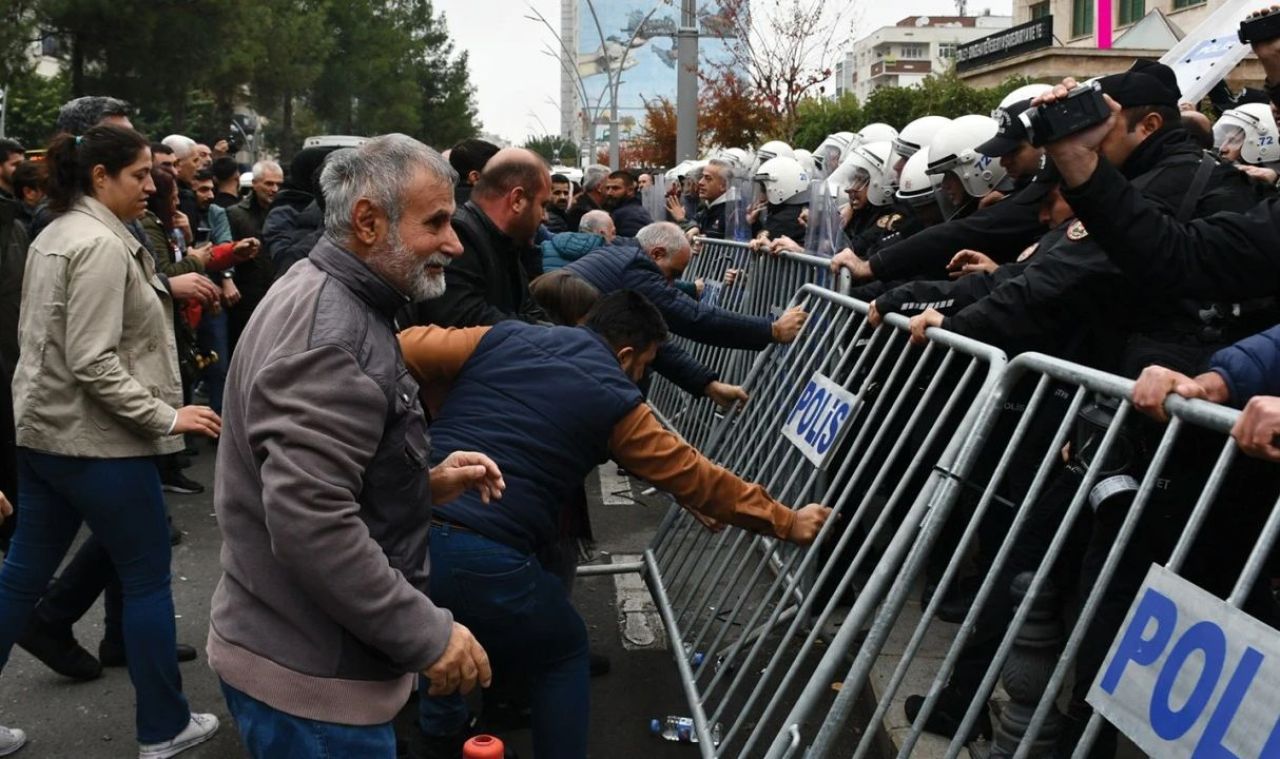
864, 180, 1050, 283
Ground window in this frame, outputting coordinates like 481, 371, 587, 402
39, 32, 60, 57
1172, 0, 1204, 8
939, 42, 957, 59
1072, 0, 1094, 37
1118, 0, 1144, 24
901, 43, 928, 59
1030, 1, 1050, 19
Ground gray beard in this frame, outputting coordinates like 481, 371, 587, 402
372, 232, 449, 301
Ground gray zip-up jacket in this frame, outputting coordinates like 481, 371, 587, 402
207, 236, 452, 725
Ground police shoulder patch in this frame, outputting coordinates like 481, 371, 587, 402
1066, 220, 1089, 241
876, 213, 903, 230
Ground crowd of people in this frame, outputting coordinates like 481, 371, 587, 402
0, 24, 1279, 759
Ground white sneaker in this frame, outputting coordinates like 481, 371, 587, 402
0, 725, 25, 756
138, 713, 219, 759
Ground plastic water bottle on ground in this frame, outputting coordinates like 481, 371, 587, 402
681, 643, 705, 668
650, 716, 723, 746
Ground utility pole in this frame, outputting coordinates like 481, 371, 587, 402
676, 0, 698, 161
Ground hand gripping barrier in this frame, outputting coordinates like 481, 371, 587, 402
638, 284, 1008, 757
625, 280, 1280, 758
789, 350, 1280, 759
647, 238, 850, 449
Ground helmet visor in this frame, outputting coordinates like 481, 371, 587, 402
1214, 123, 1246, 153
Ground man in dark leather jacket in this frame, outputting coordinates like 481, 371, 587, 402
412, 148, 550, 328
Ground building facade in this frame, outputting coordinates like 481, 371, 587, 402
956, 0, 1263, 93
835, 15, 1013, 103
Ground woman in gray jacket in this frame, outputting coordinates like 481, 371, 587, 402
0, 125, 221, 758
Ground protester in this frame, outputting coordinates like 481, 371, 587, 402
564, 221, 805, 406
262, 146, 337, 276
9, 162, 44, 233
603, 169, 653, 237
541, 209, 613, 272
0, 140, 24, 203
566, 164, 609, 231
210, 157, 241, 208
400, 290, 831, 757
0, 485, 18, 755
545, 173, 572, 233
677, 158, 733, 239
161, 135, 202, 225
8, 98, 218, 693
413, 148, 550, 327
448, 137, 500, 205
209, 134, 497, 759
226, 160, 283, 352
0, 124, 223, 758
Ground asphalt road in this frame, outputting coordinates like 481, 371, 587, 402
0, 449, 698, 759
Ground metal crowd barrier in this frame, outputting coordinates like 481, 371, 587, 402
799, 351, 1280, 759
619, 281, 1280, 758
647, 238, 850, 449
638, 284, 1009, 757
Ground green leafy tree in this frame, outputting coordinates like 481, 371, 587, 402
631, 97, 678, 167
0, 1, 38, 86
403, 0, 480, 148
523, 134, 578, 164
792, 93, 862, 150
3, 68, 71, 146
240, 0, 332, 162
26, 0, 478, 158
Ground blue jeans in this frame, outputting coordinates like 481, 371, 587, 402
0, 450, 189, 743
419, 525, 588, 759
196, 307, 229, 414
220, 680, 396, 758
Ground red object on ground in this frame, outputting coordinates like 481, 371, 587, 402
463, 735, 505, 759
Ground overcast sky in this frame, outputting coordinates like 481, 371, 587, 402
433, 0, 1015, 145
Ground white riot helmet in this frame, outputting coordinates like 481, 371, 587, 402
1214, 103, 1280, 165
896, 147, 943, 207
753, 156, 810, 205
857, 123, 899, 145
665, 159, 695, 182
756, 140, 795, 165
793, 148, 818, 177
843, 141, 898, 207
926, 114, 1007, 198
813, 133, 854, 176
718, 147, 752, 173
893, 116, 953, 161
995, 84, 1054, 114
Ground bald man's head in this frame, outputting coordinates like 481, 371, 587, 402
473, 148, 548, 198
1181, 110, 1214, 151
472, 147, 552, 243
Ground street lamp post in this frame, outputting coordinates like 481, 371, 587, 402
532, 0, 666, 170
676, 0, 698, 161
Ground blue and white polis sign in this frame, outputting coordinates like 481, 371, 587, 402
1087, 565, 1280, 758
781, 372, 859, 469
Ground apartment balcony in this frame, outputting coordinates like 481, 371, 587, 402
869, 58, 933, 78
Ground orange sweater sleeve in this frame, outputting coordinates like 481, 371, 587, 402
397, 326, 490, 415
609, 404, 796, 540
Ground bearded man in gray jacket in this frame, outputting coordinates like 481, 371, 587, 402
208, 134, 502, 757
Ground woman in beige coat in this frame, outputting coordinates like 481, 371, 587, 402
0, 125, 221, 759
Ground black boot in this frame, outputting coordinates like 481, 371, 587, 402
904, 684, 992, 744
99, 639, 198, 667
17, 616, 101, 681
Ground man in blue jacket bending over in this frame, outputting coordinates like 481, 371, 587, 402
564, 221, 807, 406
399, 291, 830, 758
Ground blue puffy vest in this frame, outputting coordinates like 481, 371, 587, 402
430, 321, 644, 553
